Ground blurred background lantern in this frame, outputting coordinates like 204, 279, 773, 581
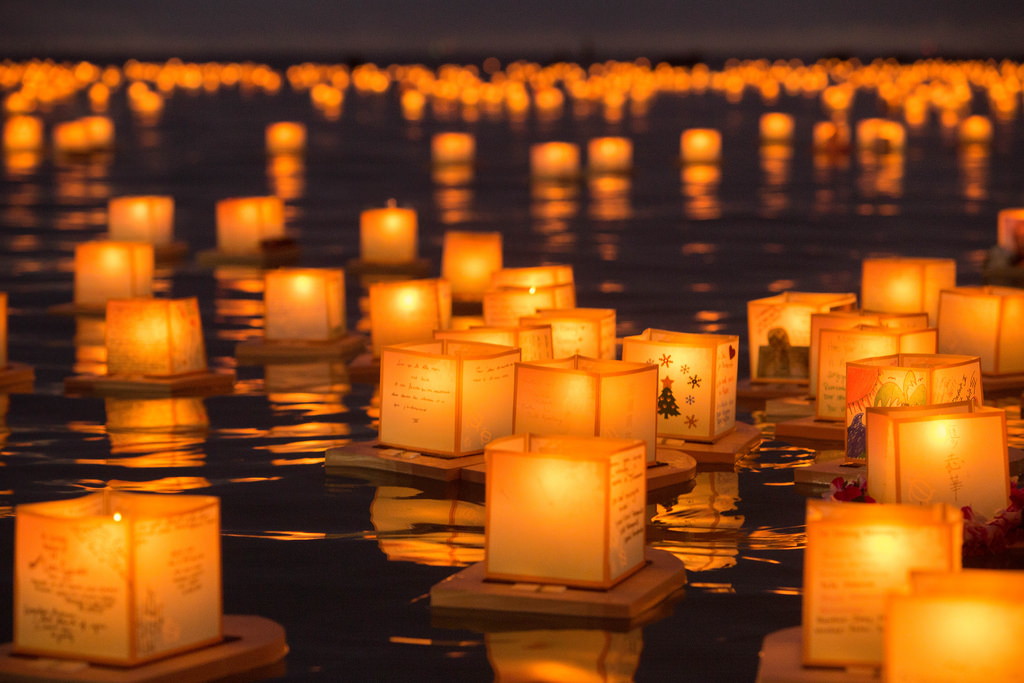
368, 278, 451, 357
938, 285, 1024, 375
861, 256, 956, 326
360, 200, 418, 265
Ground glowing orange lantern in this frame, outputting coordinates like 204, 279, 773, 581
519, 308, 616, 360
378, 339, 519, 456
530, 142, 580, 180
483, 265, 576, 326
587, 136, 633, 175
265, 121, 306, 155
360, 200, 418, 265
485, 433, 647, 589
861, 257, 956, 325
514, 355, 657, 464
368, 278, 451, 356
747, 291, 857, 383
215, 196, 286, 256
958, 114, 993, 146
441, 231, 503, 301
679, 128, 721, 165
938, 285, 1024, 374
263, 268, 345, 341
802, 500, 961, 668
434, 324, 553, 362
2, 115, 43, 151
622, 328, 739, 443
996, 207, 1024, 259
866, 401, 1009, 516
105, 297, 208, 377
108, 195, 174, 246
759, 112, 794, 145
856, 118, 905, 153
73, 241, 155, 311
812, 120, 850, 155
14, 490, 221, 665
431, 132, 475, 166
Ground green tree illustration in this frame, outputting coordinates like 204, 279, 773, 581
658, 376, 681, 419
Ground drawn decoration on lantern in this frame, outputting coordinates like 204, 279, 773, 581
519, 307, 617, 360
434, 324, 554, 362
937, 285, 1024, 375
368, 278, 452, 357
861, 256, 956, 326
441, 231, 503, 302
13, 490, 222, 666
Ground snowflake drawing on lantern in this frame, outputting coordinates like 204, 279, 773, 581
688, 374, 701, 389
685, 414, 698, 428
685, 394, 695, 405
679, 364, 690, 375
659, 353, 672, 368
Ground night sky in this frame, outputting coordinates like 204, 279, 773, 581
2, 0, 1023, 62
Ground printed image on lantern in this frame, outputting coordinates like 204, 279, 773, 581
2, 114, 43, 152
801, 500, 961, 669
845, 353, 983, 462
199, 195, 297, 266
265, 121, 306, 155
486, 628, 642, 683
51, 240, 155, 316
679, 128, 721, 165
530, 141, 580, 181
369, 278, 452, 357
866, 401, 1009, 516
759, 112, 794, 145
434, 323, 554, 362
884, 570, 1024, 683
621, 328, 740, 444
378, 340, 519, 457
519, 307, 616, 360
938, 285, 1024, 376
431, 132, 475, 167
441, 231, 503, 302
12, 490, 222, 666
587, 136, 633, 175
514, 355, 657, 464
861, 256, 956, 325
746, 291, 857, 383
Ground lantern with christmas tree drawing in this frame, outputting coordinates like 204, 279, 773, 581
658, 375, 681, 420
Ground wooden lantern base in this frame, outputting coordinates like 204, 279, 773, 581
345, 257, 433, 279
655, 422, 763, 466
0, 615, 287, 683
64, 371, 236, 398
795, 446, 1024, 488
755, 626, 880, 683
774, 415, 845, 445
236, 334, 366, 364
325, 440, 483, 482
430, 547, 686, 625
196, 238, 300, 268
0, 363, 34, 390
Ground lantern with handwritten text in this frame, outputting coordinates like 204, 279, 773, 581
73, 241, 155, 311
378, 339, 520, 457
802, 500, 961, 668
263, 268, 345, 342
13, 490, 221, 666
434, 324, 553, 362
530, 142, 580, 181
215, 196, 286, 256
431, 132, 475, 167
938, 285, 1024, 375
861, 257, 956, 326
105, 297, 208, 377
622, 328, 739, 443
587, 136, 633, 175
519, 307, 616, 360
747, 291, 857, 382
514, 355, 657, 464
680, 128, 721, 165
441, 231, 503, 302
360, 200, 418, 265
866, 401, 1009, 516
265, 121, 306, 155
485, 433, 647, 589
108, 196, 175, 246
369, 278, 451, 357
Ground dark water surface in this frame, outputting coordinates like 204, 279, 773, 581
1, 59, 1022, 681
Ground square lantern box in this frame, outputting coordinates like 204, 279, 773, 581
265, 121, 306, 156
214, 196, 287, 256
679, 128, 721, 165
360, 200, 418, 266
108, 196, 175, 247
434, 324, 554, 362
441, 231, 503, 302
587, 136, 633, 175
519, 308, 616, 360
845, 353, 983, 462
3, 115, 44, 152
938, 285, 1024, 375
59, 241, 155, 315
802, 500, 962, 669
815, 324, 937, 420
622, 328, 739, 443
431, 132, 476, 167
369, 278, 452, 357
530, 142, 580, 181
514, 355, 657, 465
13, 490, 221, 666
482, 283, 576, 327
484, 433, 647, 589
861, 257, 956, 326
866, 401, 1009, 517
759, 112, 795, 145
747, 291, 856, 383
378, 340, 520, 457
885, 570, 1024, 683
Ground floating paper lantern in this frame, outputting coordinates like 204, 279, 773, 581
996, 207, 1024, 258
14, 490, 221, 665
802, 500, 961, 669
514, 355, 657, 463
52, 116, 115, 154
105, 297, 208, 377
484, 433, 647, 589
483, 265, 576, 326
587, 136, 633, 175
441, 231, 503, 301
856, 118, 905, 153
108, 195, 174, 246
622, 328, 739, 443
747, 291, 857, 383
2, 114, 43, 151
885, 570, 1024, 683
957, 114, 993, 146
866, 401, 1009, 516
368, 278, 452, 356
812, 120, 850, 155
492, 264, 575, 292
360, 200, 418, 265
431, 132, 475, 166
519, 307, 616, 360
861, 257, 956, 325
846, 353, 982, 462
215, 196, 286, 256
434, 324, 553, 362
378, 339, 520, 456
938, 285, 1024, 374
73, 241, 155, 310
759, 112, 794, 145
816, 325, 937, 420
530, 141, 580, 180
265, 121, 306, 155
680, 128, 721, 165
263, 268, 345, 341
